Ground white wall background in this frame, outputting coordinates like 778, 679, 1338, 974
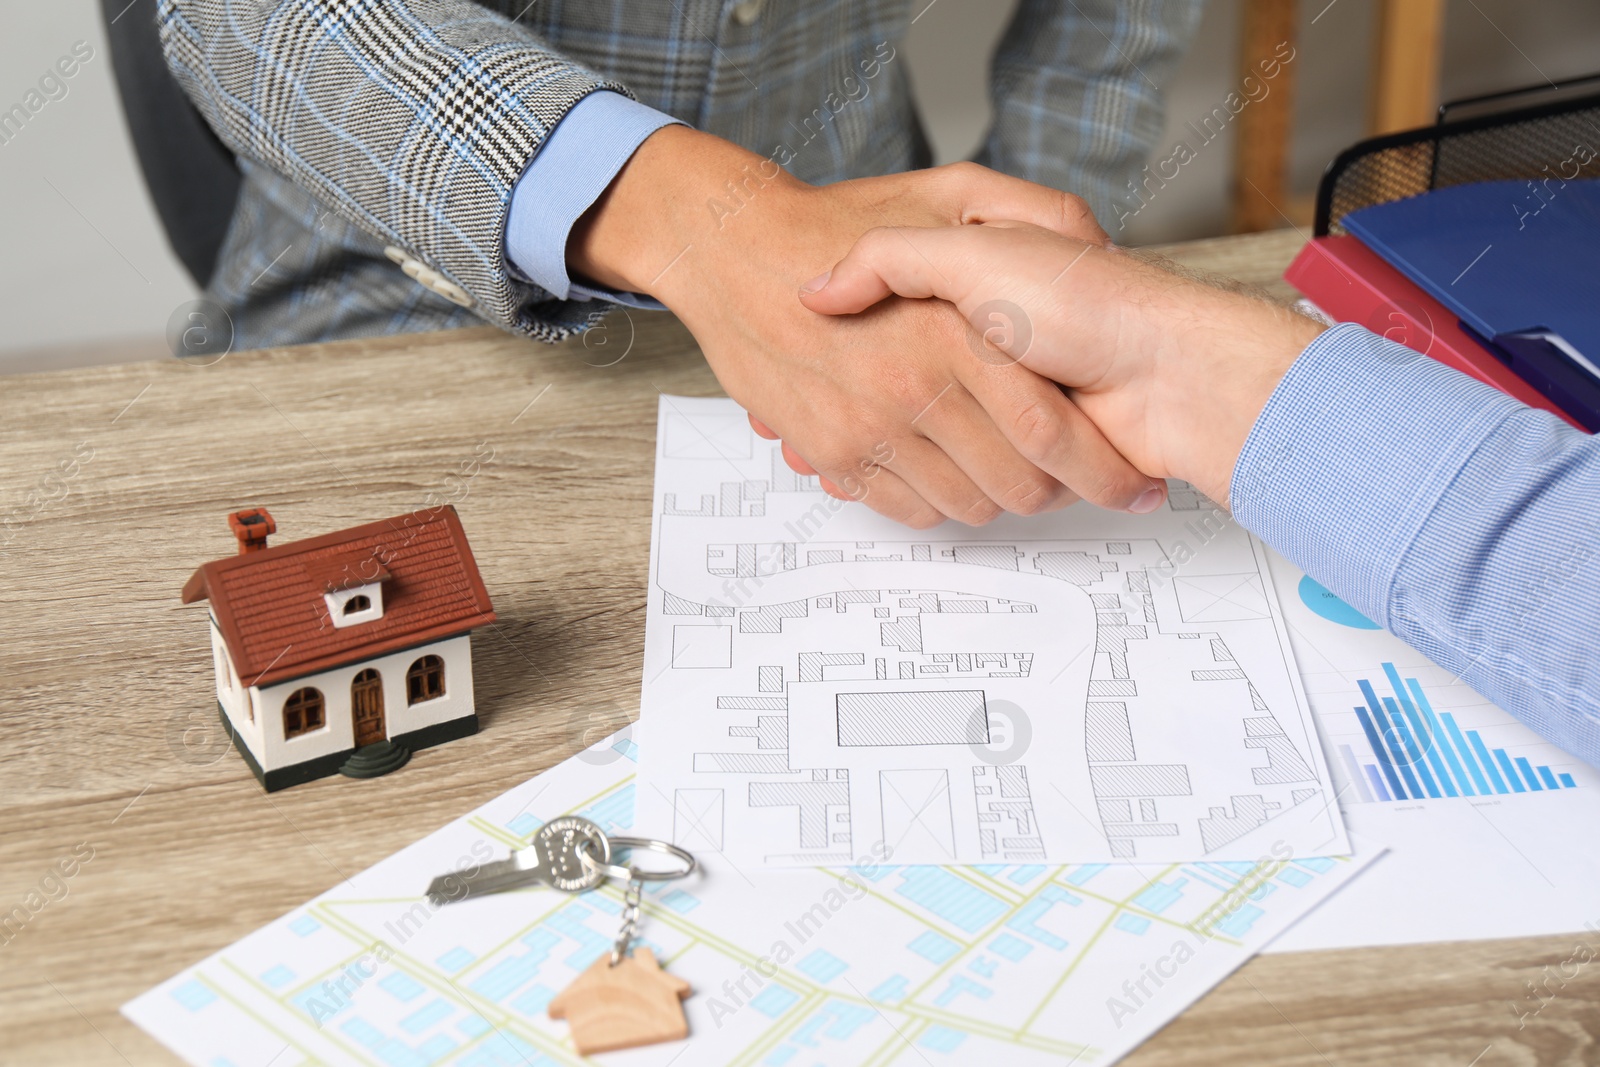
2, 0, 1597, 370
0, 0, 195, 369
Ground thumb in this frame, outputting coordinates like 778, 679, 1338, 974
799, 225, 969, 317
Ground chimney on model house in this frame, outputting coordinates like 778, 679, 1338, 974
228, 507, 276, 554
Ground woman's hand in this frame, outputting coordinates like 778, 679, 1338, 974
568, 131, 1165, 527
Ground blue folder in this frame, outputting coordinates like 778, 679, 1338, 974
1343, 177, 1600, 429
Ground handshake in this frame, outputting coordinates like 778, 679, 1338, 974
570, 127, 1325, 524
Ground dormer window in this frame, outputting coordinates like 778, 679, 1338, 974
325, 581, 384, 627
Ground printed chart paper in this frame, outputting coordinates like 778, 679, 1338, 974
636, 397, 1349, 867
1260, 551, 1600, 951
124, 732, 1376, 1067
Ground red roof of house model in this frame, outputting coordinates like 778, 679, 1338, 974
182, 506, 496, 687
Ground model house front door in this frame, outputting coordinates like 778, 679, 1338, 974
351, 669, 385, 746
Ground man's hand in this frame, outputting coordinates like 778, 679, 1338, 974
568, 128, 1166, 528
798, 222, 1326, 508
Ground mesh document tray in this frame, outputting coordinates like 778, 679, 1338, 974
1315, 78, 1600, 236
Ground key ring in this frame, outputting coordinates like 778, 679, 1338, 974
575, 836, 697, 883
575, 835, 697, 965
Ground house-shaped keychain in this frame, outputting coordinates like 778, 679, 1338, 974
548, 948, 691, 1055
181, 505, 496, 791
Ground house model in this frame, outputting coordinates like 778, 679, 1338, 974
181, 505, 496, 791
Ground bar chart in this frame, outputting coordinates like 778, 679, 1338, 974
1337, 664, 1579, 803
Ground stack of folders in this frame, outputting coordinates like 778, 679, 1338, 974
1287, 177, 1600, 431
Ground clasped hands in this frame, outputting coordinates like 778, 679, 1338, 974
569, 127, 1322, 524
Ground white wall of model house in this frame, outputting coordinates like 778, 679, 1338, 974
209, 620, 476, 772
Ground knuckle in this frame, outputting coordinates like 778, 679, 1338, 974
1000, 476, 1056, 516
1057, 189, 1090, 217
1045, 488, 1082, 511
1082, 470, 1132, 508
961, 497, 1003, 526
814, 449, 858, 481
1056, 190, 1101, 238
1008, 398, 1068, 465
937, 161, 986, 209
890, 371, 941, 416
886, 372, 924, 410
944, 160, 982, 182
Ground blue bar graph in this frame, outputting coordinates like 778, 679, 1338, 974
1384, 696, 1441, 798
1492, 748, 1527, 793
1357, 680, 1424, 798
1415, 680, 1485, 795
1515, 756, 1545, 791
1352, 697, 1405, 799
1388, 664, 1465, 797
1465, 728, 1510, 794
1346, 665, 1578, 803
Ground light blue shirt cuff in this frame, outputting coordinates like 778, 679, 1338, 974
1231, 322, 1600, 764
1230, 323, 1525, 630
505, 90, 684, 307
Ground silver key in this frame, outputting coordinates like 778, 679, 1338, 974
426, 816, 611, 904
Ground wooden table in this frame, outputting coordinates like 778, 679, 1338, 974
2, 230, 1594, 1066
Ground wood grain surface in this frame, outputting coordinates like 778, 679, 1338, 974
1, 230, 1594, 1066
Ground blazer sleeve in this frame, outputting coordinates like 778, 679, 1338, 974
156, 0, 631, 341
974, 0, 1203, 228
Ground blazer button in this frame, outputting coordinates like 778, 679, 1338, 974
429, 276, 475, 308
387, 246, 476, 309
731, 0, 764, 26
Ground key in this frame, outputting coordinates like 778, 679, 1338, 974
426, 815, 611, 904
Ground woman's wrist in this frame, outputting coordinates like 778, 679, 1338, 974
566, 126, 808, 300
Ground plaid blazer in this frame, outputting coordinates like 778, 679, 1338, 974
158, 0, 1201, 350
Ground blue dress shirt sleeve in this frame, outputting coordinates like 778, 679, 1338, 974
504, 90, 685, 308
1232, 322, 1600, 767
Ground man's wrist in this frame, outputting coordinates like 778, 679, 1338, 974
1150, 286, 1323, 505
